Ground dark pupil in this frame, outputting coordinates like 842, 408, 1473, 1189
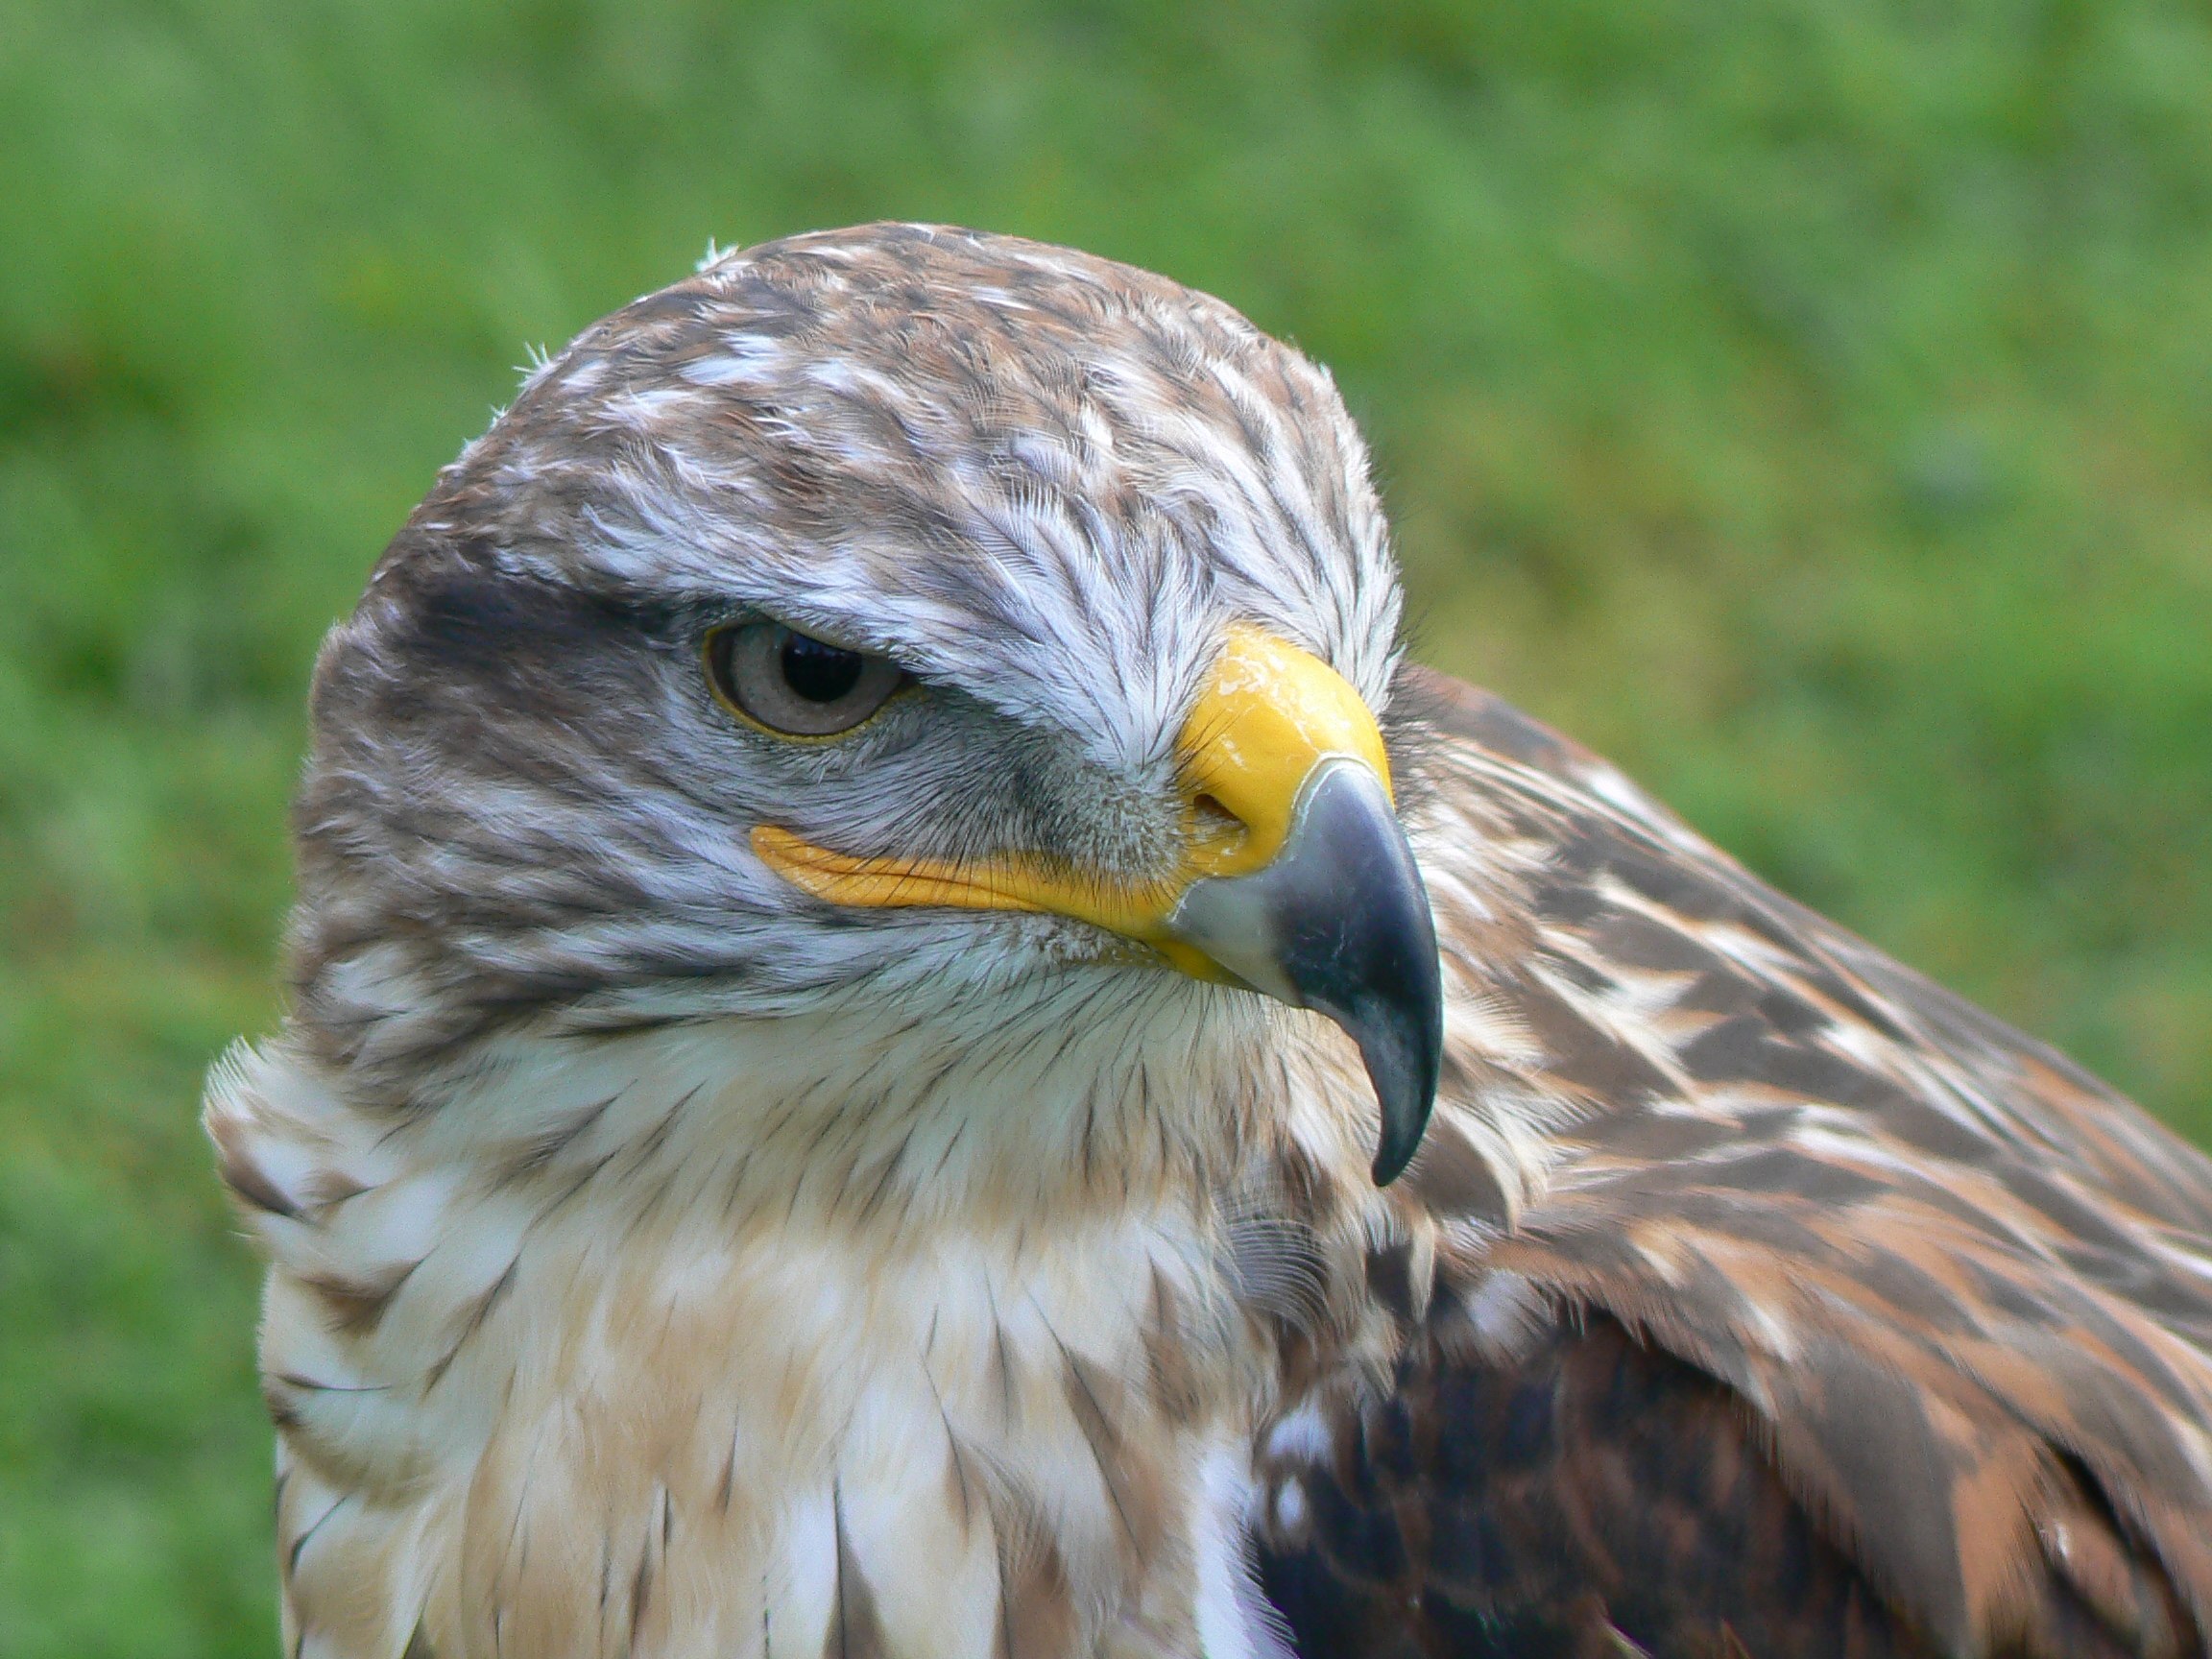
780, 632, 864, 704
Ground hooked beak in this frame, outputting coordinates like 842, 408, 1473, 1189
1163, 756, 1442, 1184
752, 625, 1444, 1185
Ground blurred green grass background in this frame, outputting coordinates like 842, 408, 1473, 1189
4, 0, 2211, 1650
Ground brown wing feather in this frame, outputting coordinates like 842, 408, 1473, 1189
1256, 669, 2212, 1658
1255, 1308, 2187, 1659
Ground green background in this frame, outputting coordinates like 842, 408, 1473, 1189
5, 1, 2210, 1650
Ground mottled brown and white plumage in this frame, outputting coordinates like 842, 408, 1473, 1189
206, 224, 2212, 1659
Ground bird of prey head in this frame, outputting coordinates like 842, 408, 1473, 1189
208, 225, 2212, 1659
286, 221, 1436, 1186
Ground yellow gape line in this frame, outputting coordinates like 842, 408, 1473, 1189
750, 624, 1393, 979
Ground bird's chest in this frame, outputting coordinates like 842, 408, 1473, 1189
341, 1212, 1271, 1659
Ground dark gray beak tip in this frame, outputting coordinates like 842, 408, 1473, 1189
1343, 878, 1443, 1188
1368, 1026, 1440, 1188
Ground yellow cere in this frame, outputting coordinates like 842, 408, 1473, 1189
750, 624, 1393, 977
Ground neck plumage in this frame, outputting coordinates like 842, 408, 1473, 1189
205, 981, 1397, 1659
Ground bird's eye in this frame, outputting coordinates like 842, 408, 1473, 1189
705, 620, 907, 738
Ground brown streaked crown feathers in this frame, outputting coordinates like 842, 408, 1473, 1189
204, 223, 2212, 1659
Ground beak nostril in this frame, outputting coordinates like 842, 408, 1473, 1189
1191, 793, 1245, 839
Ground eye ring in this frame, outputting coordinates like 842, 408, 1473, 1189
704, 620, 908, 739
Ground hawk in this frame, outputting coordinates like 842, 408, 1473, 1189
206, 224, 2212, 1659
